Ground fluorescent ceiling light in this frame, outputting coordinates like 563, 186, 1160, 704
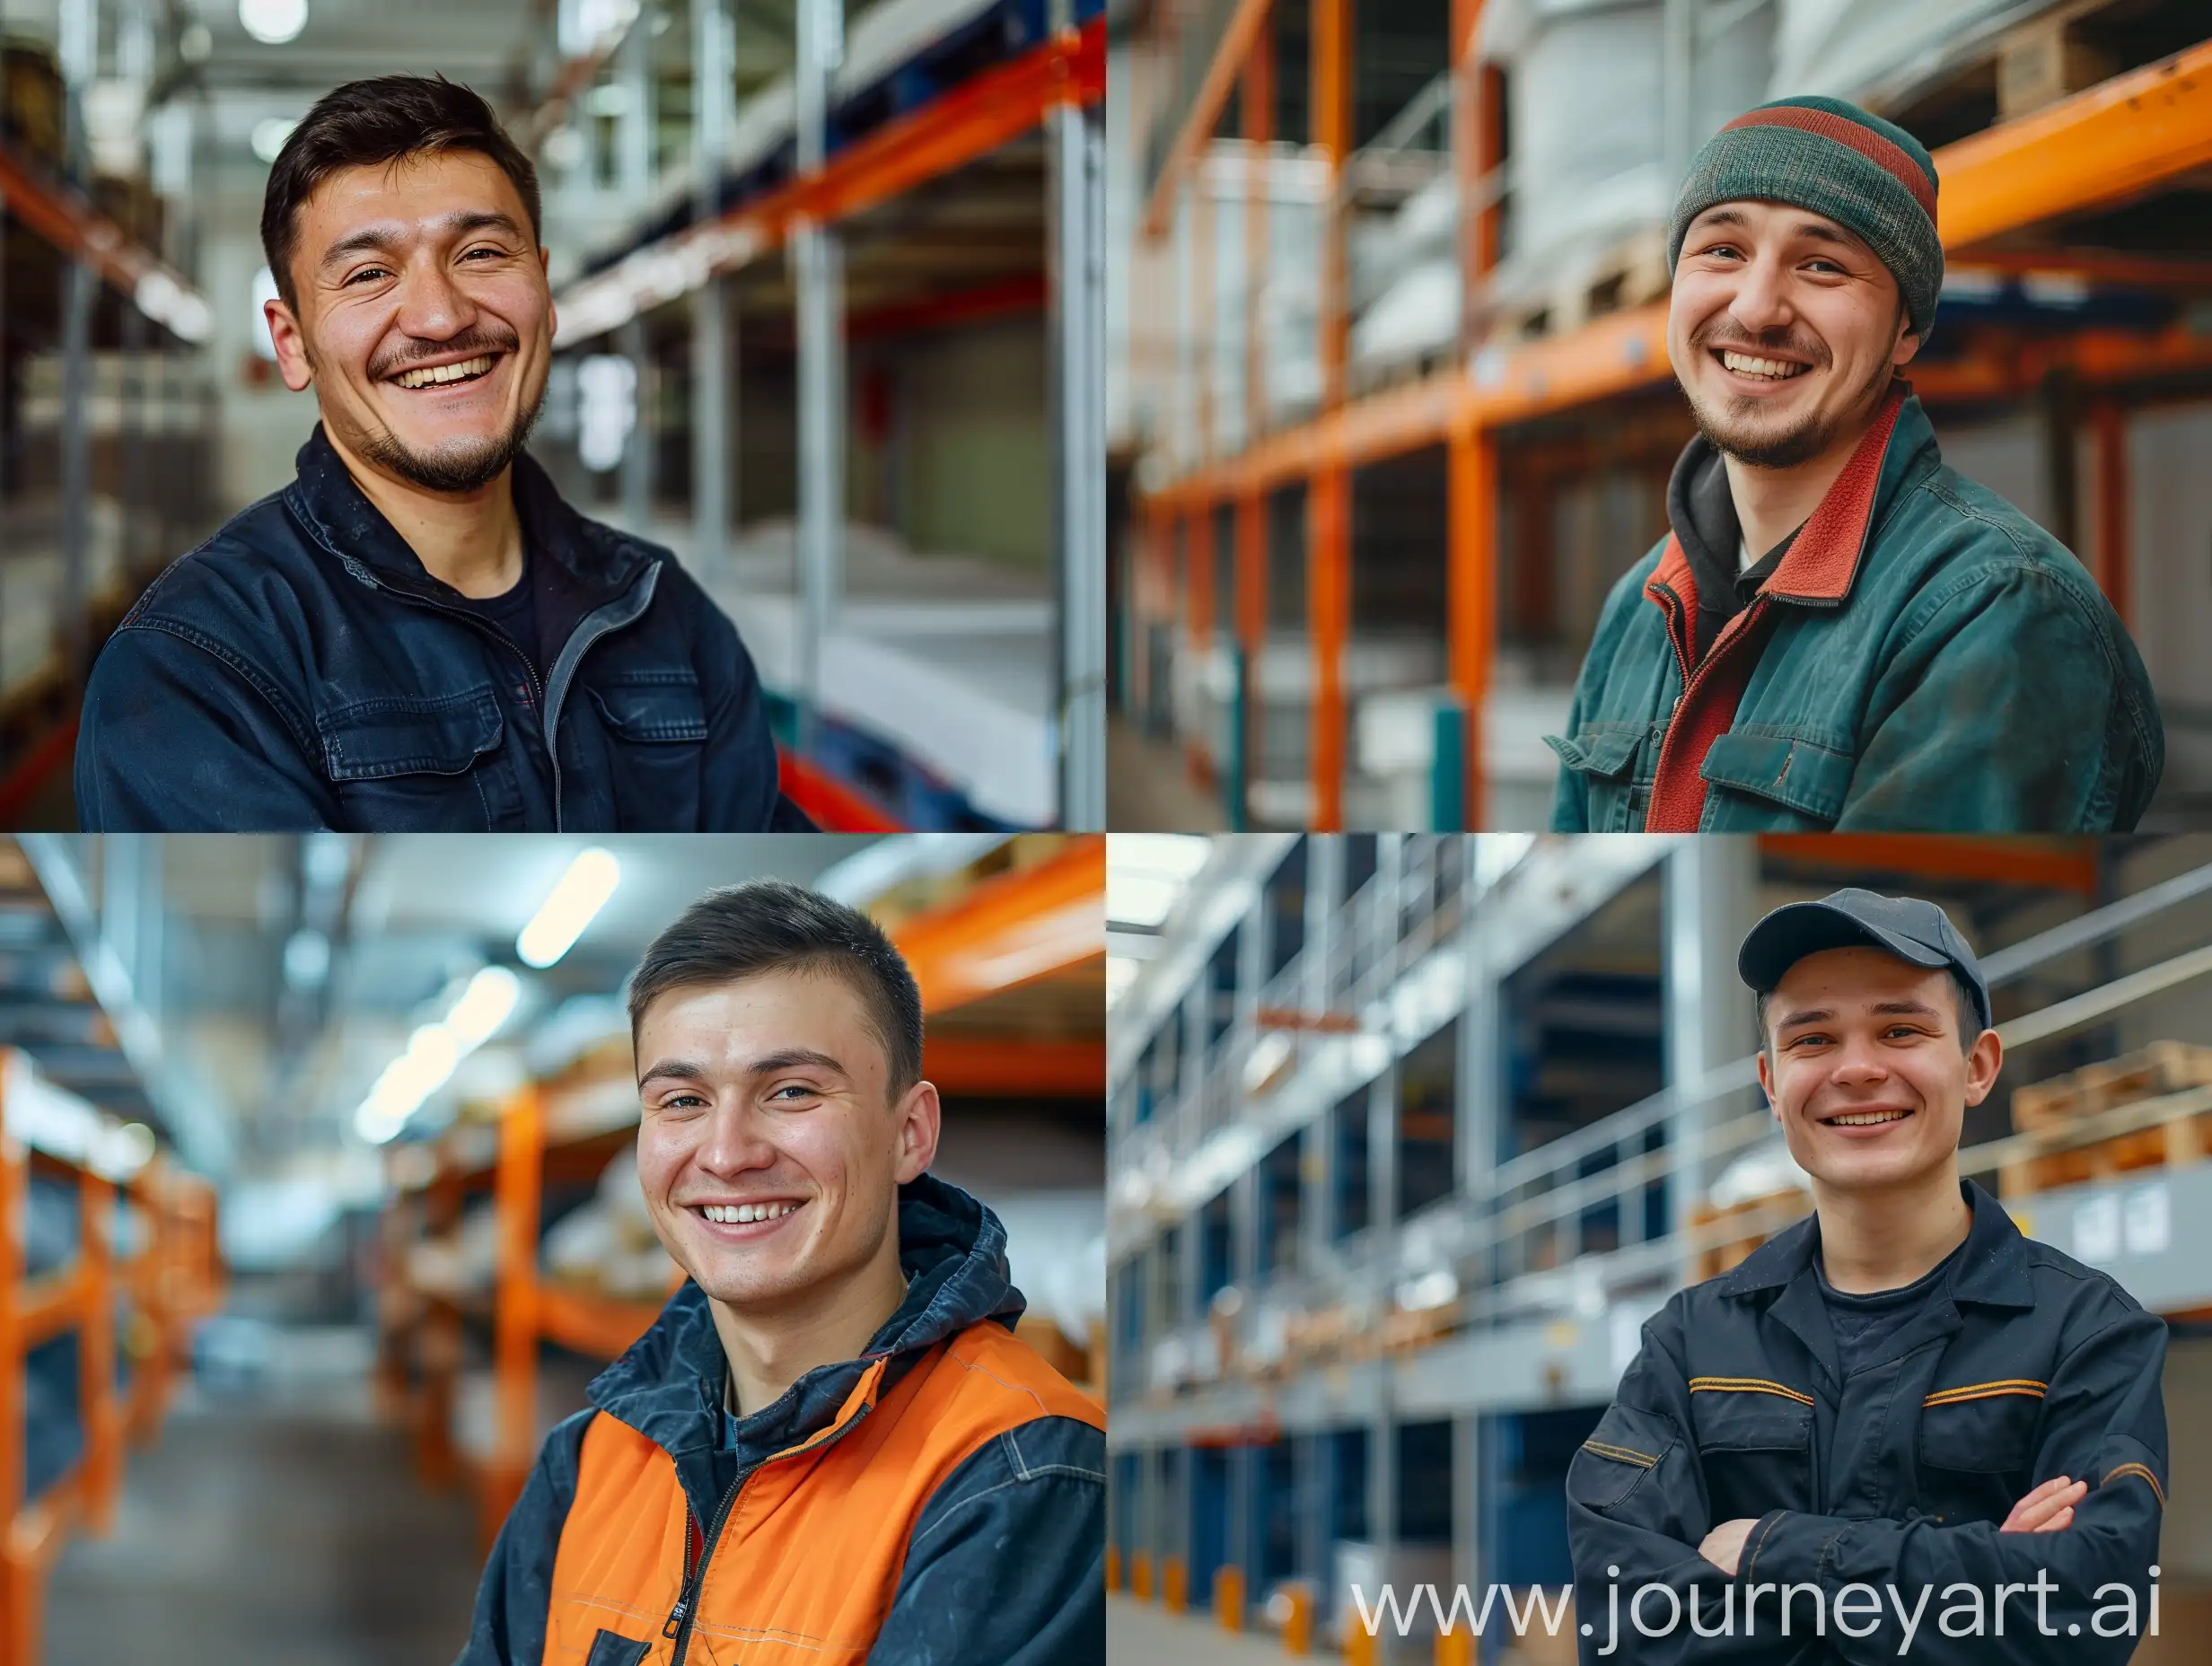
353, 970, 523, 1144
239, 0, 309, 46
518, 847, 621, 968
1106, 835, 1212, 927
445, 967, 521, 1052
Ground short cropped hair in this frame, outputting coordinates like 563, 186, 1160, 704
628, 881, 924, 1097
260, 75, 541, 308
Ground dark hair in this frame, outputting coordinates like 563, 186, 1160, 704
1756, 968, 1981, 1056
628, 881, 925, 1096
260, 75, 541, 308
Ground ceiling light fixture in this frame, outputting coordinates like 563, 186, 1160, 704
517, 847, 621, 969
239, 0, 309, 45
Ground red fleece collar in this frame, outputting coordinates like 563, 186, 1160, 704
1647, 381, 1907, 617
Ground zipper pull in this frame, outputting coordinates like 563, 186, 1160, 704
663, 1596, 689, 1640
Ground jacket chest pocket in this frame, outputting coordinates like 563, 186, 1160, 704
1690, 1382, 1814, 1524
584, 673, 710, 831
1544, 723, 1655, 831
1698, 728, 1856, 830
315, 686, 520, 831
583, 1630, 651, 1666
1916, 1383, 2043, 1526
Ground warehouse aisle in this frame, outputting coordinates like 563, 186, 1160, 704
1107, 1594, 1289, 1666
47, 1341, 480, 1666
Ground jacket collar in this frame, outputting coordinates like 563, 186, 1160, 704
281, 422, 653, 606
1649, 381, 1938, 617
1717, 1176, 2036, 1308
1715, 1177, 2032, 1396
585, 1172, 1026, 1468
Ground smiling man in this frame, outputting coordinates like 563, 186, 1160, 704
1565, 889, 2166, 1664
75, 76, 806, 831
458, 881, 1105, 1666
1549, 96, 2162, 832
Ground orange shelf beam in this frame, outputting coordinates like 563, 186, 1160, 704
537, 1283, 666, 1362
556, 22, 1106, 343
1142, 35, 2212, 511
892, 836, 1105, 1013
1757, 835, 2100, 895
923, 1035, 1107, 1096
18, 1269, 89, 1350
1141, 0, 1273, 241
1938, 39, 2212, 252
0, 143, 207, 333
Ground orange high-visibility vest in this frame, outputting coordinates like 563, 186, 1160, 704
546, 1319, 1104, 1665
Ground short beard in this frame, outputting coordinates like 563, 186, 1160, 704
1683, 329, 1892, 470
355, 390, 546, 495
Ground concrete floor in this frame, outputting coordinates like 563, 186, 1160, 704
1108, 1593, 1294, 1665
1108, 716, 1228, 832
48, 1382, 481, 1666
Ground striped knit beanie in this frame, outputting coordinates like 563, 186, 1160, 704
1667, 95, 1943, 341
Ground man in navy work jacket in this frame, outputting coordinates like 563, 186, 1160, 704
1567, 888, 2167, 1662
75, 75, 808, 831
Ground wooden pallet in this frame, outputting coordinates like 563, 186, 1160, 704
2010, 1039, 2212, 1132
1688, 1190, 1813, 1284
1491, 226, 1672, 344
2001, 1040, 2212, 1197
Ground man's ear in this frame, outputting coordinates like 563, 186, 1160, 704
1892, 296, 1922, 370
892, 1080, 941, 1185
1962, 1028, 2004, 1108
265, 294, 314, 392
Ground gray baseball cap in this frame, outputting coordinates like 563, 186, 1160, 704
1738, 887, 1991, 1033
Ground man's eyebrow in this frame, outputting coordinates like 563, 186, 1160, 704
319, 209, 525, 271
747, 1048, 847, 1078
1869, 998, 1944, 1020
1774, 1006, 1835, 1030
1690, 206, 1748, 232
1792, 219, 1870, 254
637, 1057, 710, 1086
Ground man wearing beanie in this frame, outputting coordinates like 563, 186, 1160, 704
1549, 96, 2163, 833
1566, 888, 2166, 1663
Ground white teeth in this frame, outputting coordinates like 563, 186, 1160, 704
1722, 350, 1807, 381
1830, 1110, 1909, 1127
701, 1202, 795, 1224
397, 355, 495, 389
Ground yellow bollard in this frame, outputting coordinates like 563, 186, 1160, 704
1435, 1622, 1477, 1666
1281, 1582, 1315, 1655
1133, 1551, 1154, 1600
1105, 1547, 1121, 1591
1164, 1556, 1189, 1614
1343, 1614, 1378, 1666
1215, 1565, 1246, 1631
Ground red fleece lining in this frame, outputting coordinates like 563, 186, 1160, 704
1639, 386, 1908, 829
1721, 107, 1938, 221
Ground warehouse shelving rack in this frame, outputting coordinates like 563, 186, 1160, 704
0, 109, 215, 821
1103, 835, 2212, 1639
551, 0, 1110, 830
0, 1052, 219, 1666
381, 835, 1110, 1539
1126, 2, 2212, 829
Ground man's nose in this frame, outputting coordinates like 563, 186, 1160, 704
1727, 251, 1795, 337
393, 255, 478, 339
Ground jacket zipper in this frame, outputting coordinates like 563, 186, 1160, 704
344, 564, 659, 832
1646, 587, 1769, 828
661, 1400, 877, 1666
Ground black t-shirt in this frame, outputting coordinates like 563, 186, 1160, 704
1814, 1237, 1968, 1381
451, 546, 594, 688
456, 559, 541, 679
1666, 439, 1800, 665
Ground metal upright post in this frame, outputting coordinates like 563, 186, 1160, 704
1663, 838, 1760, 1252
619, 13, 656, 530
794, 0, 847, 752
57, 0, 98, 688
692, 0, 733, 574
1049, 0, 1107, 829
